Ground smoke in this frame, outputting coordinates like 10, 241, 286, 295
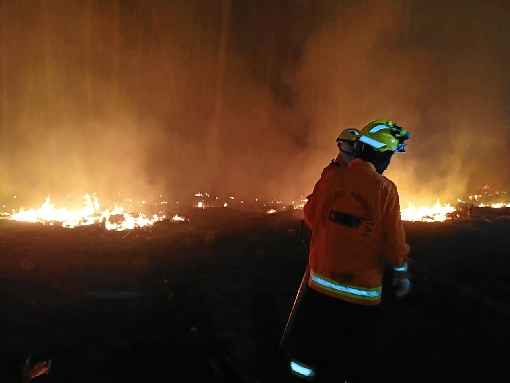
0, 0, 306, 203
295, 0, 510, 205
1, 0, 509, 206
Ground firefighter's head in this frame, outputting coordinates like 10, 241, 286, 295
357, 120, 410, 174
336, 128, 361, 162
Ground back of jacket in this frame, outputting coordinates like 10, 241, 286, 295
304, 159, 409, 305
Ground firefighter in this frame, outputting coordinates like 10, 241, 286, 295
283, 120, 411, 382
335, 128, 361, 164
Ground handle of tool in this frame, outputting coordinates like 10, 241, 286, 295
280, 265, 310, 348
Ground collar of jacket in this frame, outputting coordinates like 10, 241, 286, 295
348, 158, 377, 173
331, 159, 345, 167
332, 154, 349, 167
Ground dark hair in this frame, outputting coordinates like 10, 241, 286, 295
357, 144, 394, 174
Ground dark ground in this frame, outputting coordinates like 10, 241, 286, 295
0, 209, 509, 382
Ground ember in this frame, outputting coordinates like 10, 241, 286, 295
171, 214, 187, 222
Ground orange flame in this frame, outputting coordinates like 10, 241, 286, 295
8, 195, 166, 231
400, 201, 456, 222
479, 202, 510, 208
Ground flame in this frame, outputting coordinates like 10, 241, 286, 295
7, 189, 509, 230
400, 201, 456, 222
8, 195, 166, 231
171, 214, 186, 222
468, 194, 482, 201
292, 199, 308, 210
478, 202, 510, 208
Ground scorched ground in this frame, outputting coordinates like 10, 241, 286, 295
0, 208, 508, 382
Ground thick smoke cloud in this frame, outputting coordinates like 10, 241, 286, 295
295, 0, 510, 205
0, 0, 310, 203
1, 0, 509, 206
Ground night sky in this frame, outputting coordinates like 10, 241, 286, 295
1, 0, 509, 204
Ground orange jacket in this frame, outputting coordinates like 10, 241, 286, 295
304, 159, 409, 305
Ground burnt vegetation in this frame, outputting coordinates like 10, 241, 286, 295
1, 210, 508, 382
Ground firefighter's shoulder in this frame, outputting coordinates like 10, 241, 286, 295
380, 175, 399, 197
319, 160, 341, 178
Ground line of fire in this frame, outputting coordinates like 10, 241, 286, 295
2, 186, 510, 229
1, 1, 509, 382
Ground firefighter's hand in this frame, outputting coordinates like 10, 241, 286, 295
392, 263, 412, 299
392, 275, 411, 299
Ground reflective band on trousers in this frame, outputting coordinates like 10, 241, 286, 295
290, 360, 315, 379
310, 271, 382, 301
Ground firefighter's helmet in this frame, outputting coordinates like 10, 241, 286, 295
359, 120, 410, 153
336, 128, 361, 145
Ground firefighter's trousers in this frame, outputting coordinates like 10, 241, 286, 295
282, 287, 383, 382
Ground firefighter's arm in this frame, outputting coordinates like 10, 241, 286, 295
303, 196, 315, 229
381, 182, 410, 269
381, 182, 412, 298
303, 179, 322, 229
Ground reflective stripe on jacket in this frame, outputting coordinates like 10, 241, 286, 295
304, 158, 409, 305
309, 270, 382, 305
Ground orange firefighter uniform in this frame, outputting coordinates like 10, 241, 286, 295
304, 158, 409, 305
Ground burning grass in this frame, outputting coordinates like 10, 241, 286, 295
400, 201, 456, 222
5, 195, 167, 231
2, 187, 510, 230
